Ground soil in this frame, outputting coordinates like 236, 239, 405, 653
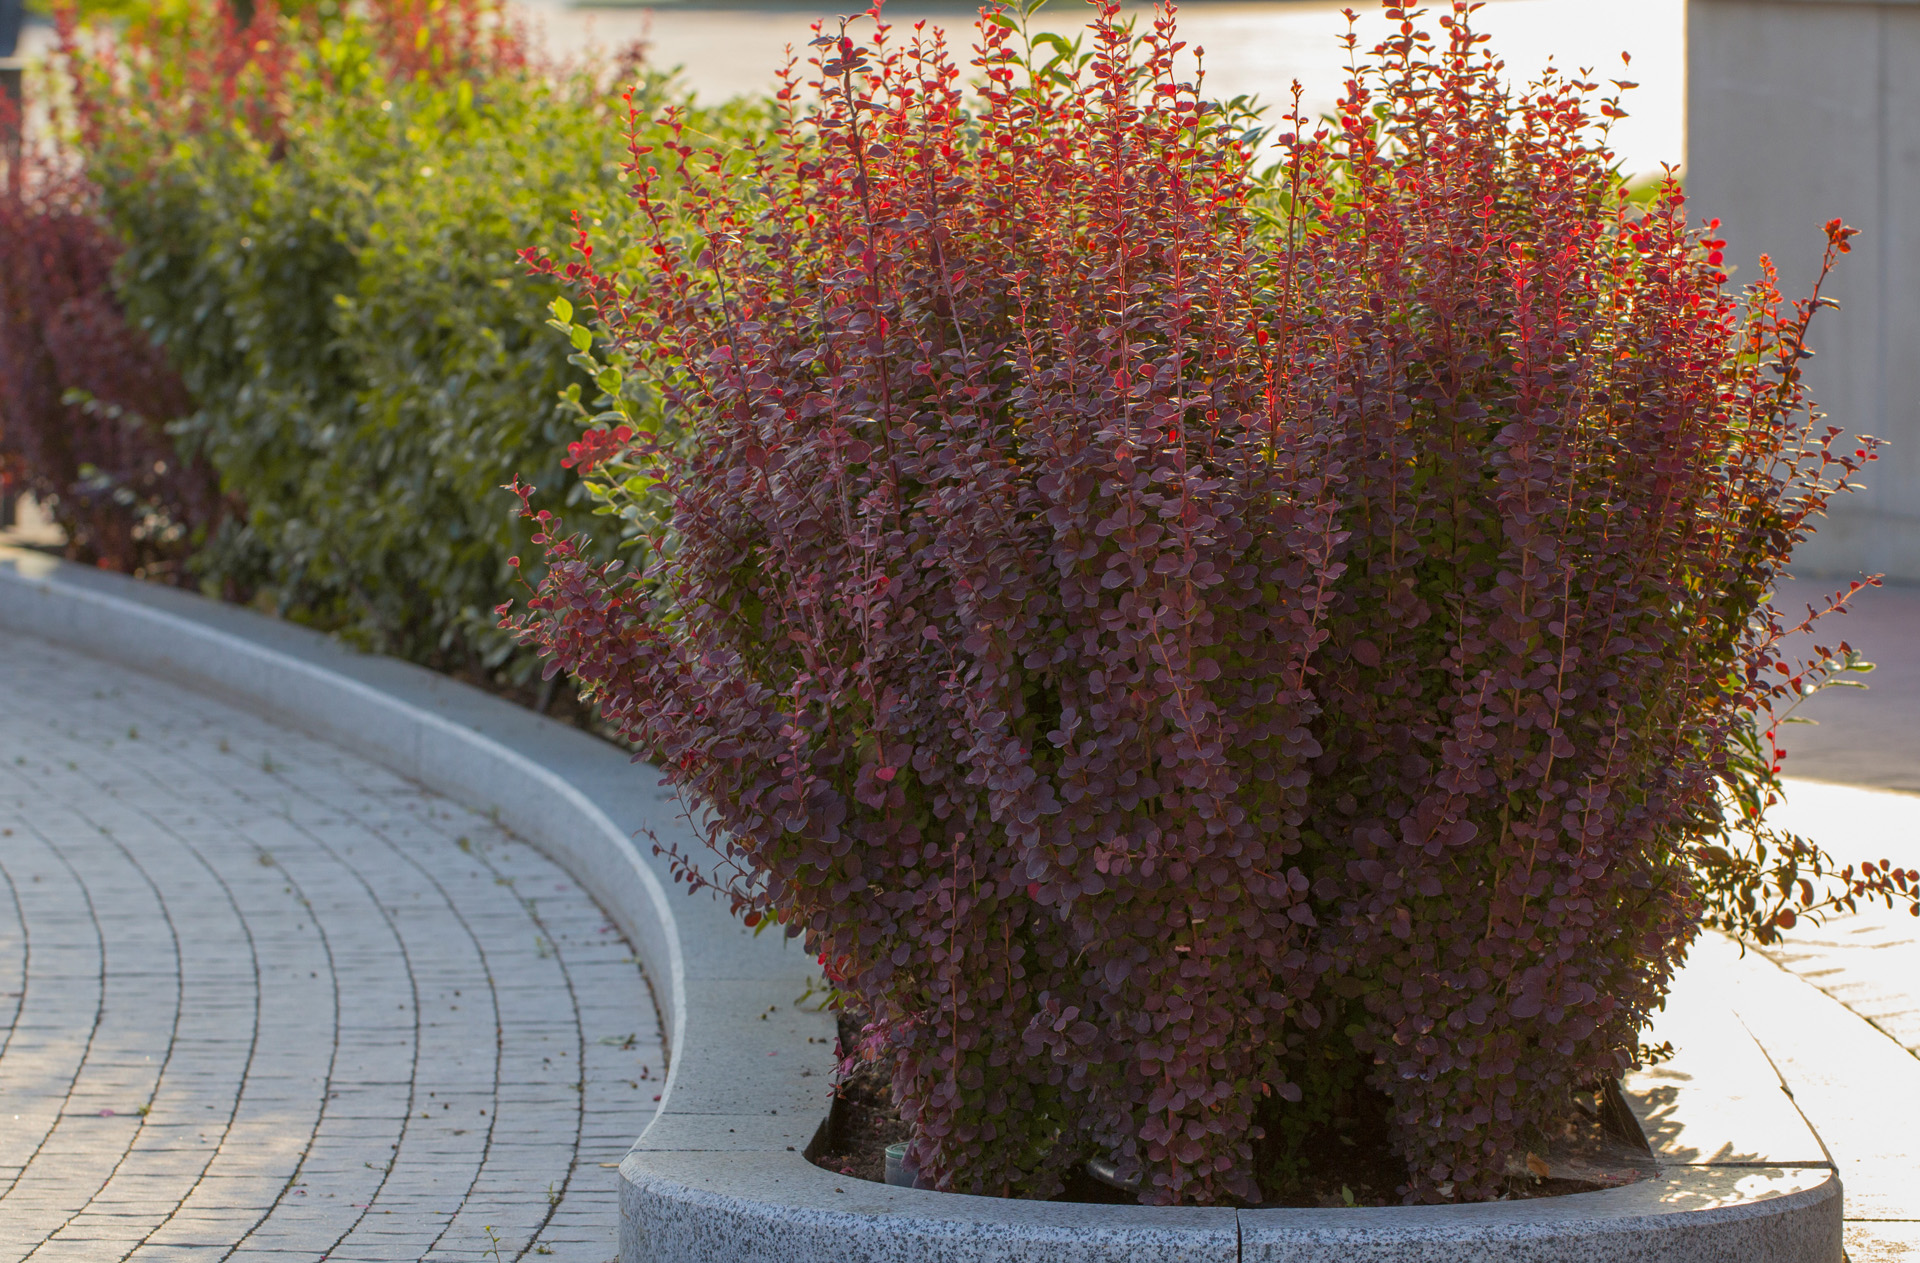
809, 1026, 912, 1186
808, 1013, 1656, 1208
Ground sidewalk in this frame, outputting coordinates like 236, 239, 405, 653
0, 634, 664, 1263
1755, 776, 1920, 1263
1773, 577, 1920, 795
1750, 577, 1920, 1262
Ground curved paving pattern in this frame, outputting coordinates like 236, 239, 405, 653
0, 634, 665, 1263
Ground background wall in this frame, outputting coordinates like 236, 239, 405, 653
1690, 0, 1920, 581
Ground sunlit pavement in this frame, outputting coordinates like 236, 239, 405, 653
0, 636, 664, 1262
1761, 577, 1920, 1262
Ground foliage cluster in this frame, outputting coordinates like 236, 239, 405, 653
55, 0, 592, 673
14, 0, 757, 684
1269, 10, 1902, 1201
507, 0, 1920, 1207
0, 99, 226, 577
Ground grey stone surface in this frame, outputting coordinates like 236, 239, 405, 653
1690, 0, 1920, 582
1716, 570, 1920, 1261
1769, 577, 1920, 795
1625, 871, 1920, 1263
1239, 1167, 1840, 1262
1761, 777, 1920, 1056
1708, 931, 1920, 1226
644, 980, 833, 1120
1849, 1222, 1920, 1263
619, 1151, 1240, 1263
0, 632, 663, 1261
1624, 935, 1830, 1167
1740, 776, 1920, 1263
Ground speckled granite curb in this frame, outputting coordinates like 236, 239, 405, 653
616, 1154, 1837, 1263
0, 548, 1844, 1263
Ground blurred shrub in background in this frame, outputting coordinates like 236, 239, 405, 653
0, 117, 228, 577
38, 0, 760, 688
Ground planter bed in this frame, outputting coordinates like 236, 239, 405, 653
0, 545, 1843, 1263
812, 1021, 1658, 1207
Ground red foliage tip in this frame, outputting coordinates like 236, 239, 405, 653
560, 425, 635, 473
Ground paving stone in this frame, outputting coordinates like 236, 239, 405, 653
1848, 1221, 1920, 1263
1760, 779, 1920, 1058
0, 635, 665, 1261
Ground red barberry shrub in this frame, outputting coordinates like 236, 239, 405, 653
508, 0, 1918, 1206
0, 103, 224, 576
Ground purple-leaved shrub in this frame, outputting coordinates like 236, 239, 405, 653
506, 0, 1919, 1206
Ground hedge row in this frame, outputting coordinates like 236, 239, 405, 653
3, 0, 756, 688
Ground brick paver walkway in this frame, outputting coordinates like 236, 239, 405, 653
0, 635, 665, 1263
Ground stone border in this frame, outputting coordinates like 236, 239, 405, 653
0, 547, 1844, 1263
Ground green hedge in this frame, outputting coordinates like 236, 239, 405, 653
73, 4, 756, 682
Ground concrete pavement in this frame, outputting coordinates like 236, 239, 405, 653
0, 634, 665, 1263
1757, 775, 1920, 1262
1773, 577, 1920, 795
1738, 578, 1920, 1260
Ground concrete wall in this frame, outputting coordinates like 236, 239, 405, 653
1689, 0, 1920, 581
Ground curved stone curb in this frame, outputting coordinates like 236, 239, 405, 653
0, 548, 1844, 1263
0, 548, 838, 1247
617, 1153, 1838, 1263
